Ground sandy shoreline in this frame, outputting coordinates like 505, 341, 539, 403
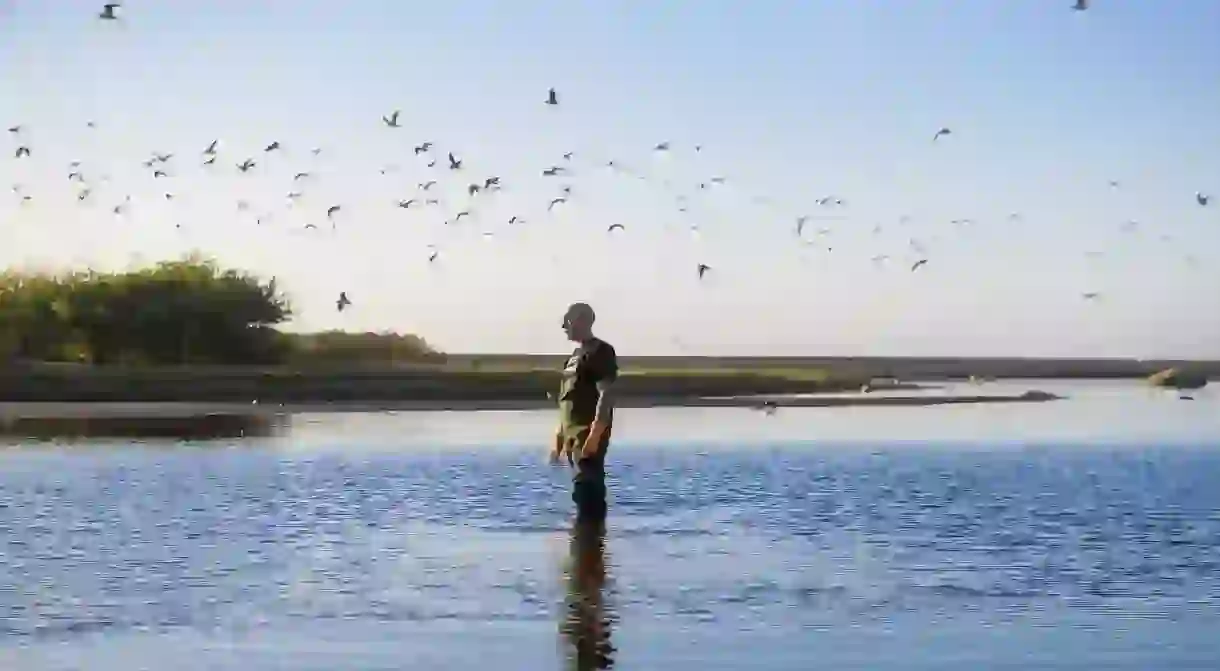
0, 391, 1061, 420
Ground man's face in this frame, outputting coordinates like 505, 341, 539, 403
562, 309, 588, 341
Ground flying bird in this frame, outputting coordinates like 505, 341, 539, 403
1082, 292, 1101, 300
483, 176, 500, 189
425, 198, 439, 206
326, 205, 341, 219
202, 156, 217, 166
453, 210, 470, 222
382, 110, 401, 128
236, 200, 250, 211
293, 172, 310, 181
413, 142, 432, 155
153, 153, 172, 163
654, 142, 670, 152
546, 88, 559, 106
163, 192, 174, 201
933, 127, 952, 141
1108, 180, 1120, 189
336, 292, 352, 312
447, 152, 461, 170
14, 147, 30, 158
237, 159, 256, 172
419, 181, 437, 190
426, 159, 436, 168
1072, 0, 1088, 10
508, 216, 524, 225
911, 259, 929, 272
204, 140, 218, 155
7, 125, 20, 134
264, 141, 281, 152
697, 263, 711, 279
397, 199, 418, 209
1196, 192, 1210, 207
607, 223, 625, 233
153, 170, 168, 178
77, 189, 92, 202
99, 3, 120, 20
542, 167, 564, 177
548, 197, 567, 211
68, 171, 83, 182
428, 248, 439, 263
311, 148, 322, 156
467, 184, 481, 196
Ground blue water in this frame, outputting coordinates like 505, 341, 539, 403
1, 382, 1218, 669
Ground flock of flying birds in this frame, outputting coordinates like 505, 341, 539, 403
2, 1, 1215, 316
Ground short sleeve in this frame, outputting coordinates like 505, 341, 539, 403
592, 340, 618, 382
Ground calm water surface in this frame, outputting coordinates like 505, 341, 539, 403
1, 382, 1218, 670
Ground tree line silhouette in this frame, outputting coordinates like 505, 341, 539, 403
0, 256, 439, 366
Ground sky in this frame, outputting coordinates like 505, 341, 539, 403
1, 1, 1218, 357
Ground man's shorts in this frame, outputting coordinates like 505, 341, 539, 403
565, 427, 612, 519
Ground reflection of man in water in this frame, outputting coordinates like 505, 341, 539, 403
550, 302, 618, 520
561, 517, 615, 669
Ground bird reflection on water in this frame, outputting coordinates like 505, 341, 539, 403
560, 514, 616, 670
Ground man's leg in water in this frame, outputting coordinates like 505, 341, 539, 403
571, 429, 611, 519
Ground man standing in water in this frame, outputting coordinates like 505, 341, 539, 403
550, 302, 618, 520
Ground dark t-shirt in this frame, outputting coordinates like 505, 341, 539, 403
558, 337, 618, 438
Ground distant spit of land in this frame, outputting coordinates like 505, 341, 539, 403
0, 355, 1209, 410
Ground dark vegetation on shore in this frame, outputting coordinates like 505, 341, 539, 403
0, 258, 1210, 403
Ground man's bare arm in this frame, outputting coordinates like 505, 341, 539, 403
581, 379, 615, 459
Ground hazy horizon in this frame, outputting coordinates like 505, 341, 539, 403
3, 1, 1218, 358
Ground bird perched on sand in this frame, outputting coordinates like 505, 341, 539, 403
447, 152, 462, 170
99, 3, 120, 20
546, 88, 559, 106
382, 110, 401, 128
237, 159, 256, 172
1197, 192, 1210, 207
933, 127, 952, 141
336, 292, 352, 312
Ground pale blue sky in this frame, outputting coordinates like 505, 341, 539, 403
2, 1, 1218, 356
